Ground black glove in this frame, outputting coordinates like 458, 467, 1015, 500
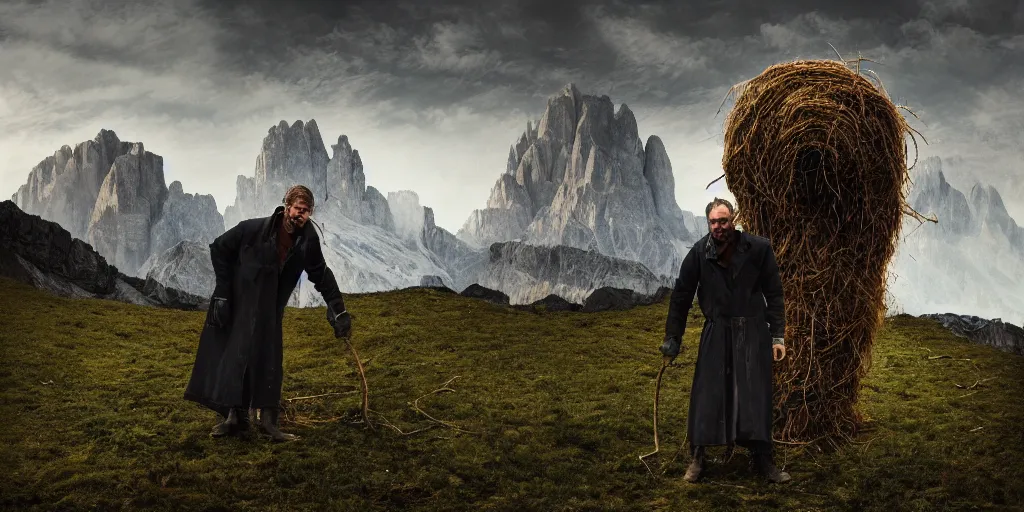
206, 297, 231, 328
327, 299, 351, 338
660, 334, 682, 361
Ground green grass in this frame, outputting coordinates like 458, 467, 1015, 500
1, 276, 1022, 511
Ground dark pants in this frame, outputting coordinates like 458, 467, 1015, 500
222, 368, 254, 419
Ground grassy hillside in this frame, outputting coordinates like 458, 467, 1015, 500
1, 276, 1022, 511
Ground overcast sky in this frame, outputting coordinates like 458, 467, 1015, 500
1, 0, 1022, 231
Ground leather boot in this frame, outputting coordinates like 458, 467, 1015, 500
259, 408, 298, 442
210, 408, 248, 438
683, 446, 706, 482
752, 449, 791, 483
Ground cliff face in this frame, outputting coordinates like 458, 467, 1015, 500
0, 200, 206, 310
456, 83, 699, 278
12, 131, 224, 279
86, 143, 169, 277
13, 129, 131, 242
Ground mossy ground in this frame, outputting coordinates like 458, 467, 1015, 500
1, 276, 1022, 511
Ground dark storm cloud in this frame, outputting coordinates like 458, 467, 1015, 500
182, 0, 1024, 127
1, 0, 1022, 229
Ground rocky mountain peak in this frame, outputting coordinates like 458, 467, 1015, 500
145, 180, 224, 270
908, 157, 973, 237
457, 83, 700, 277
536, 82, 581, 146
969, 182, 1024, 251
13, 129, 135, 241
224, 120, 389, 229
86, 142, 168, 276
327, 134, 367, 218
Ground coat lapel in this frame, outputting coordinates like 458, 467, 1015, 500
704, 231, 753, 278
729, 232, 753, 279
261, 206, 285, 241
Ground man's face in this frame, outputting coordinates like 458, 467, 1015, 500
708, 205, 734, 241
285, 200, 311, 230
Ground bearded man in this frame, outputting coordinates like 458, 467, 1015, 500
660, 197, 791, 483
184, 185, 351, 441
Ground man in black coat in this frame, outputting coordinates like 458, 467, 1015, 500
661, 197, 791, 483
184, 185, 351, 442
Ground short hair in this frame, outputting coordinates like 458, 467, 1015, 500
283, 185, 314, 210
705, 197, 734, 218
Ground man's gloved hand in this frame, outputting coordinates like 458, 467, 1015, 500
206, 297, 231, 328
660, 334, 682, 363
327, 299, 351, 339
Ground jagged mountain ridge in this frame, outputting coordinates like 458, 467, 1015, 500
887, 156, 1024, 326
456, 83, 707, 278
11, 130, 225, 277
217, 118, 674, 307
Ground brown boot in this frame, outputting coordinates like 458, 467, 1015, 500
752, 450, 791, 483
210, 408, 248, 438
683, 446, 706, 482
259, 408, 298, 442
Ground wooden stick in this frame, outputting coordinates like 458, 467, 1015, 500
640, 356, 673, 474
410, 376, 479, 434
285, 390, 358, 402
345, 335, 374, 430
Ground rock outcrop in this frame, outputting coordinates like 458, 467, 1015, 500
456, 83, 699, 278
422, 206, 475, 269
920, 313, 1024, 356
459, 284, 510, 305
419, 275, 446, 288
0, 200, 206, 310
138, 240, 217, 299
522, 294, 583, 312
453, 241, 671, 305
147, 181, 224, 262
581, 286, 672, 313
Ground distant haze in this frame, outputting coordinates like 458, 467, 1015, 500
1, 0, 1021, 231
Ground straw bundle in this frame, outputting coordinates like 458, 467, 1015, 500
720, 58, 927, 445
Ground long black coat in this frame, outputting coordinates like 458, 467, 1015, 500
665, 230, 785, 447
184, 206, 344, 416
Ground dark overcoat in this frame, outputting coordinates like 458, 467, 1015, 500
664, 230, 785, 447
184, 206, 344, 416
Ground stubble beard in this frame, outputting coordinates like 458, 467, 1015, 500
284, 216, 300, 233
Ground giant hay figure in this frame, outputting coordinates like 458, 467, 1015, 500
720, 58, 928, 444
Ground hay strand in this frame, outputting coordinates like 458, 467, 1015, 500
720, 58, 929, 445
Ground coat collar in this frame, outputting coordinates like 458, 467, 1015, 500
259, 205, 326, 246
260, 206, 307, 240
259, 206, 286, 239
705, 229, 752, 276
